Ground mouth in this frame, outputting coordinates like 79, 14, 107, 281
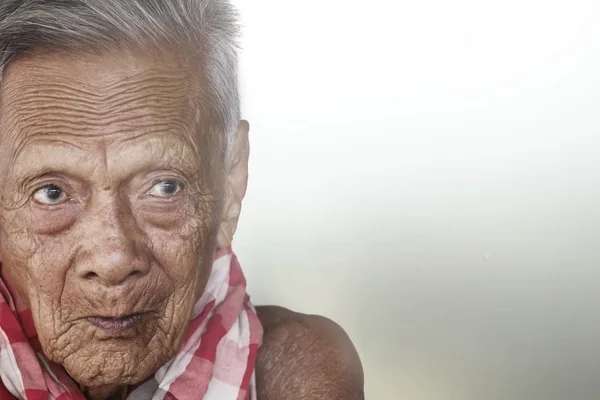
87, 313, 147, 334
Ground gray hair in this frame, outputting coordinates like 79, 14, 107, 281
0, 0, 241, 157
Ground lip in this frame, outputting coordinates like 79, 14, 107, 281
87, 313, 146, 334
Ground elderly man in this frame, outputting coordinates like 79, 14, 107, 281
0, 1, 363, 399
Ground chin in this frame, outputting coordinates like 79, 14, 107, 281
41, 314, 185, 388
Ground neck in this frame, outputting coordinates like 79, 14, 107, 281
84, 385, 127, 400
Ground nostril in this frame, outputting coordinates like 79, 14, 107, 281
81, 268, 143, 283
83, 271, 99, 280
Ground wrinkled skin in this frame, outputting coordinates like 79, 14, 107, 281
0, 49, 364, 400
255, 306, 365, 400
0, 50, 242, 399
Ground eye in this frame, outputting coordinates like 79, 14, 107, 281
32, 184, 68, 205
148, 179, 183, 198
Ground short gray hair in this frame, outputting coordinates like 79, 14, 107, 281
0, 0, 241, 157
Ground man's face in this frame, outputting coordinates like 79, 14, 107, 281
0, 50, 222, 389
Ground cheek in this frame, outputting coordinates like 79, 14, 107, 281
0, 205, 78, 268
20, 240, 74, 316
143, 205, 217, 303
0, 228, 73, 351
28, 203, 81, 234
0, 214, 46, 302
147, 220, 213, 285
141, 189, 218, 266
1, 209, 78, 307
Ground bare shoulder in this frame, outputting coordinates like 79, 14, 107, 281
255, 305, 364, 400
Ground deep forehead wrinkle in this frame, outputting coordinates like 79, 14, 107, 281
10, 72, 191, 112
0, 51, 207, 171
5, 67, 194, 128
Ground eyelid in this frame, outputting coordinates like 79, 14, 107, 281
31, 181, 66, 197
145, 178, 184, 196
32, 184, 71, 206
152, 178, 178, 185
28, 174, 81, 202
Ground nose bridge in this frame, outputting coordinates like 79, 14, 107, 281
96, 194, 134, 242
76, 193, 149, 285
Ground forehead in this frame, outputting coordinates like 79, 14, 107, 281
2, 49, 197, 107
0, 50, 218, 179
0, 49, 199, 137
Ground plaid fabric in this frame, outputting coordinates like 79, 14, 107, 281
0, 247, 262, 400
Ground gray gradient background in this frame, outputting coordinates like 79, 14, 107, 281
231, 0, 600, 398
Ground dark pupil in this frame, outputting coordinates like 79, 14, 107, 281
161, 181, 177, 194
46, 185, 62, 201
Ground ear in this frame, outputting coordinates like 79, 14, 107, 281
216, 120, 250, 249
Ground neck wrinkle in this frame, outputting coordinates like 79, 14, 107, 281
83, 384, 128, 400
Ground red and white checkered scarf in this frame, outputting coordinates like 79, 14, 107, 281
0, 247, 262, 400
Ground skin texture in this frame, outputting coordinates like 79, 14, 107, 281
256, 306, 365, 400
0, 49, 363, 400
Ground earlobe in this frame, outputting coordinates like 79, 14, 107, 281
216, 120, 250, 249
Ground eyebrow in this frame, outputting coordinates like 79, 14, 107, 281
8, 142, 94, 191
9, 135, 203, 189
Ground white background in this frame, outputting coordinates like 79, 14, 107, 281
231, 1, 600, 399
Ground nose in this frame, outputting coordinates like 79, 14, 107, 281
76, 238, 150, 286
75, 202, 150, 286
